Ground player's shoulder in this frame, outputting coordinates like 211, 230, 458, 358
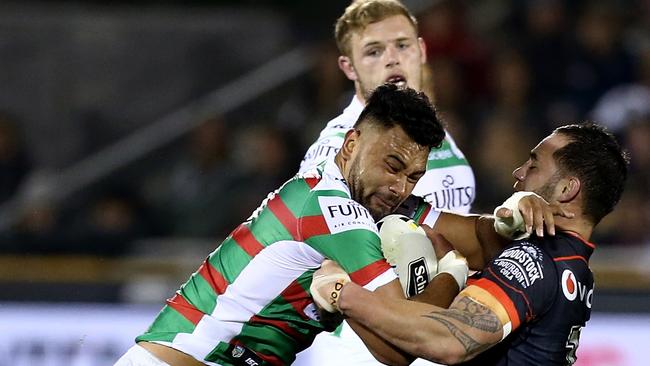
316, 114, 353, 140
316, 95, 361, 137
497, 238, 551, 266
487, 237, 556, 289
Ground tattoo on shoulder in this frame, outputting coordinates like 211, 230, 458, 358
421, 297, 500, 356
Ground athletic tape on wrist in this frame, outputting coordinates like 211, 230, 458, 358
310, 273, 350, 313
493, 191, 535, 240
437, 250, 469, 290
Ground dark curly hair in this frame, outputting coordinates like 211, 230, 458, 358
553, 122, 630, 224
354, 83, 445, 149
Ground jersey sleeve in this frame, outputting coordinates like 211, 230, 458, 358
298, 195, 395, 291
395, 195, 441, 227
471, 240, 557, 332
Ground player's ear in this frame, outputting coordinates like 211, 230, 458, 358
338, 55, 357, 81
418, 37, 427, 64
557, 177, 580, 203
340, 128, 360, 161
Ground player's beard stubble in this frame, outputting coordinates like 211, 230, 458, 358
534, 172, 563, 203
347, 158, 396, 222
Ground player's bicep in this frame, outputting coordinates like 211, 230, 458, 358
425, 289, 506, 362
456, 286, 513, 341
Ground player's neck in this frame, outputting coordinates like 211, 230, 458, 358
555, 215, 593, 242
334, 153, 348, 181
354, 89, 367, 105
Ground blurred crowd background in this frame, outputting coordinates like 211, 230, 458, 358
0, 0, 648, 304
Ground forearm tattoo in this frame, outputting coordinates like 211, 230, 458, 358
422, 297, 499, 356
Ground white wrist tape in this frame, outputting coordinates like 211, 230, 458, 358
493, 191, 536, 240
310, 273, 350, 313
436, 250, 469, 290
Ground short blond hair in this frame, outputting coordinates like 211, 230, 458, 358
335, 0, 418, 56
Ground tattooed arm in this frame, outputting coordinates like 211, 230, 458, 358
339, 283, 509, 364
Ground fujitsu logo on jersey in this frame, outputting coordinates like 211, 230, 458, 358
561, 269, 593, 308
427, 187, 474, 210
319, 196, 376, 234
305, 139, 340, 162
327, 202, 371, 220
420, 175, 474, 210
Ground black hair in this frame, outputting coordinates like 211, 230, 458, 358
553, 122, 630, 224
354, 83, 445, 149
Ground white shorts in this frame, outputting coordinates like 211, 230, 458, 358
114, 345, 171, 366
294, 321, 443, 366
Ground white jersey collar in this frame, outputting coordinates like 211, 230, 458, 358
343, 95, 365, 125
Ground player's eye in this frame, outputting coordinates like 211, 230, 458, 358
407, 175, 422, 184
386, 164, 399, 173
365, 48, 381, 57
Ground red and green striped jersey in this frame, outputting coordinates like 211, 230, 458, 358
136, 159, 396, 366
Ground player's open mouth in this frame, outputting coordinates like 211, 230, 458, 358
386, 75, 406, 88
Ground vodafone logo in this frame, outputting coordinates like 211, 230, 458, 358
561, 269, 593, 308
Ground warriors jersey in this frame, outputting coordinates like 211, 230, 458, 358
464, 232, 595, 365
136, 159, 397, 366
299, 96, 475, 213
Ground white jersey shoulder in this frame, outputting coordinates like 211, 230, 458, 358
299, 96, 363, 174
412, 132, 476, 213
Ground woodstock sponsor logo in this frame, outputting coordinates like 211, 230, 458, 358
494, 245, 544, 288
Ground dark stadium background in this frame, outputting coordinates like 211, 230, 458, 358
0, 1, 648, 365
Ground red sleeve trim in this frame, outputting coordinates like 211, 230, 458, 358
553, 255, 588, 265
562, 231, 596, 249
472, 278, 521, 330
416, 204, 432, 225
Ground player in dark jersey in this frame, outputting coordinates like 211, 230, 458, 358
312, 123, 629, 365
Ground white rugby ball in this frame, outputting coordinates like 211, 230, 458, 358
377, 214, 426, 265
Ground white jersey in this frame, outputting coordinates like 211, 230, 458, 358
300, 96, 475, 213
295, 96, 476, 366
